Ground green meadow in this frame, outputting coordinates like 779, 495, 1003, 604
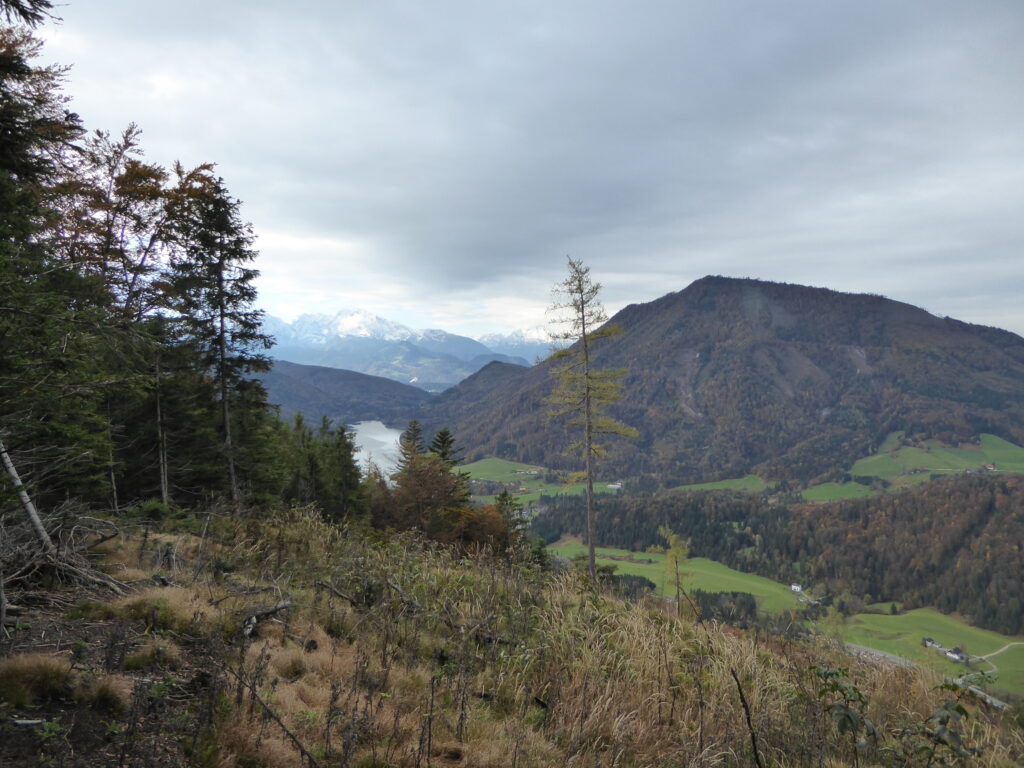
800, 481, 875, 501
548, 539, 1024, 698
850, 432, 1024, 485
463, 457, 620, 504
547, 539, 799, 613
672, 474, 767, 493
827, 608, 1024, 698
800, 432, 1024, 500
663, 433, 1024, 501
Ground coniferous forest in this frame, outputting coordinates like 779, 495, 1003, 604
530, 474, 1024, 635
0, 18, 498, 547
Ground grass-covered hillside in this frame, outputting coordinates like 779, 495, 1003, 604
3, 514, 1023, 767
665, 433, 1024, 501
532, 473, 1024, 637
850, 432, 1024, 485
548, 538, 798, 613
547, 539, 1024, 701
462, 457, 620, 504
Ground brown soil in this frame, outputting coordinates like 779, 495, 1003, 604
1, 585, 222, 768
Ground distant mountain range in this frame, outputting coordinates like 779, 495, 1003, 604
263, 311, 548, 390
477, 329, 551, 362
261, 278, 1024, 487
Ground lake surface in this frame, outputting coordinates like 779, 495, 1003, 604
350, 420, 403, 475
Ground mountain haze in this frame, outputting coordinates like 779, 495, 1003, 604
265, 310, 529, 390
477, 328, 552, 362
424, 277, 1024, 485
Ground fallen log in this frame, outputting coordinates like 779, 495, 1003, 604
241, 600, 292, 637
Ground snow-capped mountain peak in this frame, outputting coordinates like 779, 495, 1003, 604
326, 309, 415, 341
476, 327, 554, 361
262, 311, 539, 388
287, 310, 416, 345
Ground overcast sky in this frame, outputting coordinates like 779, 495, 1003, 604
40, 1, 1024, 337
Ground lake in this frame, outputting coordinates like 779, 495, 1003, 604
350, 420, 403, 475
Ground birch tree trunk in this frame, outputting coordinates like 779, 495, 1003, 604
0, 439, 57, 555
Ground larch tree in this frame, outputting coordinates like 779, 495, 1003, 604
659, 525, 690, 616
547, 257, 637, 585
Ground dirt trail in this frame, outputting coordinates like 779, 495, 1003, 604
979, 641, 1024, 660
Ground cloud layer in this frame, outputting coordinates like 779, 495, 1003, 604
41, 1, 1024, 335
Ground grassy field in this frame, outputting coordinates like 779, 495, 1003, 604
548, 539, 799, 613
463, 457, 619, 504
801, 481, 875, 501
797, 431, 1024, 501
849, 431, 1024, 485
980, 433, 1024, 472
827, 608, 1024, 698
469, 433, 1024, 503
666, 434, 1024, 501
672, 474, 767, 493
549, 539, 1024, 698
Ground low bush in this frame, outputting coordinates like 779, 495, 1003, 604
0, 653, 73, 708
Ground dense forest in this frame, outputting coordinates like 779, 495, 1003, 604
0, 19, 513, 556
531, 474, 1024, 635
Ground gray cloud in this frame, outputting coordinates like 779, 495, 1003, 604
41, 0, 1024, 334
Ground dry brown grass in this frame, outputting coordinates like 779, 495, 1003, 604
66, 517, 1022, 768
217, 711, 304, 768
125, 637, 182, 671
77, 673, 134, 715
0, 652, 73, 708
114, 585, 219, 633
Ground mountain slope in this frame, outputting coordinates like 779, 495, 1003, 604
424, 277, 1024, 484
531, 472, 1024, 637
259, 359, 431, 426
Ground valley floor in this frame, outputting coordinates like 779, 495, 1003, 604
549, 539, 1024, 701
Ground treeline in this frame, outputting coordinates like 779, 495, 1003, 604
0, 22, 288, 512
531, 474, 1024, 635
0, 21, 521, 554
780, 475, 1024, 635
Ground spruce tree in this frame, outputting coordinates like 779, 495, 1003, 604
165, 168, 271, 505
429, 427, 463, 466
0, 27, 111, 514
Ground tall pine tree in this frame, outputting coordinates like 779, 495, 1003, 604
166, 167, 272, 505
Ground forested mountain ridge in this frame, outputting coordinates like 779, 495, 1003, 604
532, 472, 1024, 635
258, 360, 431, 426
424, 276, 1024, 485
